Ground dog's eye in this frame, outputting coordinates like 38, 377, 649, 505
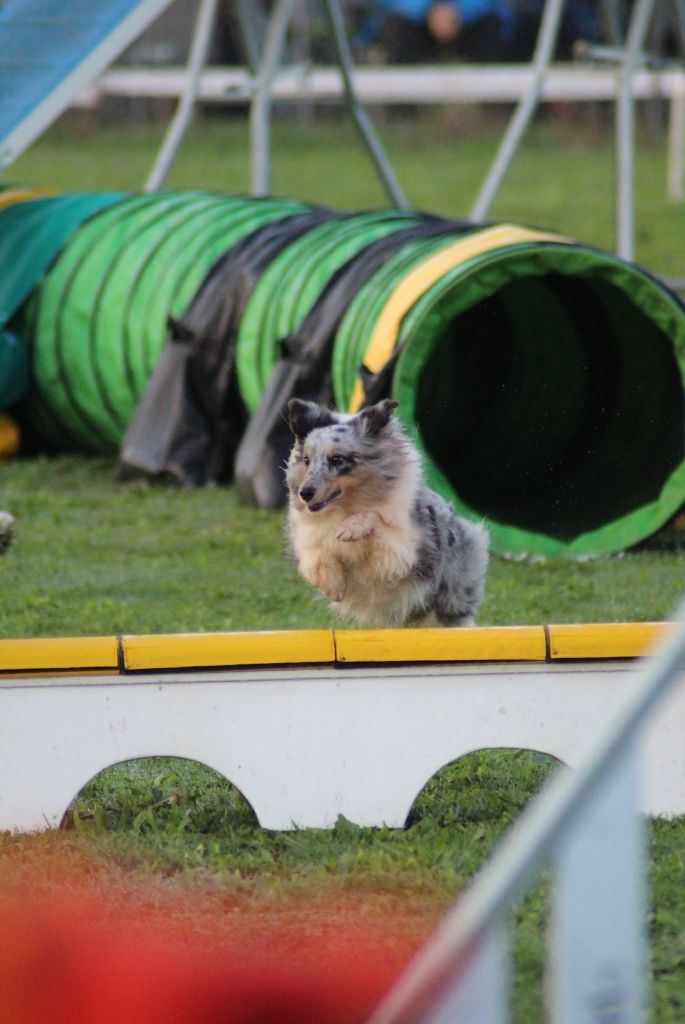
303, 455, 310, 466
330, 455, 345, 468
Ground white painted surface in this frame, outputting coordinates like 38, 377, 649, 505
1, 660, 684, 832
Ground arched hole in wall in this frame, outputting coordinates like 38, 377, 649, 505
407, 748, 560, 833
62, 757, 258, 836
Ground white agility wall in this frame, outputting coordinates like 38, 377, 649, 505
2, 654, 685, 832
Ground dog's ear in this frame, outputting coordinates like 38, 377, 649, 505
287, 399, 337, 440
357, 399, 399, 436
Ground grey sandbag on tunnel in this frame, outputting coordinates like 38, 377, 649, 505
385, 242, 685, 557
117, 207, 341, 485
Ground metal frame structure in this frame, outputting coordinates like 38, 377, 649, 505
470, 0, 685, 260
143, 0, 685, 259
2, 0, 685, 257
144, 0, 220, 192
145, 0, 407, 206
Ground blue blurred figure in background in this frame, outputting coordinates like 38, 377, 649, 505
359, 0, 600, 62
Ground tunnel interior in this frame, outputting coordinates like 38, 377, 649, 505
413, 270, 685, 544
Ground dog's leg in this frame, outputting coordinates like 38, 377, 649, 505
298, 550, 346, 603
336, 511, 379, 542
413, 611, 476, 628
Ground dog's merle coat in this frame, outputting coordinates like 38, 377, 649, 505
285, 398, 489, 628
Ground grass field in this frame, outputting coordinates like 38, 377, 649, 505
2, 109, 685, 1020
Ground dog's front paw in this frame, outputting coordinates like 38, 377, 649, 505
336, 512, 377, 542
313, 557, 346, 603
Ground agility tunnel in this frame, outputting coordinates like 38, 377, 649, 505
2, 189, 685, 558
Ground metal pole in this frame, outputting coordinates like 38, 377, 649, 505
470, 0, 567, 221
321, 0, 408, 208
615, 0, 657, 259
667, 73, 685, 200
234, 0, 266, 75
666, 0, 685, 201
144, 0, 219, 191
249, 0, 295, 197
600, 0, 625, 46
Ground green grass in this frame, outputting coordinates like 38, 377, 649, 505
2, 111, 685, 1019
2, 456, 684, 637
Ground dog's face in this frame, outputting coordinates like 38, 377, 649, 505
285, 399, 399, 514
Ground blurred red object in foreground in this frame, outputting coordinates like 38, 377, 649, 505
0, 898, 404, 1024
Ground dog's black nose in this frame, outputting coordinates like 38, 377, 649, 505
299, 486, 316, 502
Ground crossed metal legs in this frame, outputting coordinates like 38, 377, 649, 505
146, 0, 407, 208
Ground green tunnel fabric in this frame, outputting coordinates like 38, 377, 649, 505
12, 190, 685, 557
0, 330, 31, 409
28, 194, 308, 451
235, 209, 425, 412
387, 243, 685, 557
0, 193, 127, 325
0, 192, 127, 408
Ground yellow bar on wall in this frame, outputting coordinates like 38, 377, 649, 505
0, 636, 119, 673
548, 622, 671, 660
122, 630, 336, 671
334, 626, 548, 663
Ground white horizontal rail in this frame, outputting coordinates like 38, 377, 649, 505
368, 601, 685, 1024
73, 63, 685, 108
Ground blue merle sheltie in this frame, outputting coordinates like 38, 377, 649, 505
285, 398, 489, 628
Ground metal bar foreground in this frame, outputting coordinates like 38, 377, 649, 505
367, 604, 685, 1024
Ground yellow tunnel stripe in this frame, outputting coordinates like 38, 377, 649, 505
0, 187, 55, 209
348, 224, 567, 412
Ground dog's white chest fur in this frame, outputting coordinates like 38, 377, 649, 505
291, 498, 419, 589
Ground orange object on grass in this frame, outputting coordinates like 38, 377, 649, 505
0, 896, 406, 1024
